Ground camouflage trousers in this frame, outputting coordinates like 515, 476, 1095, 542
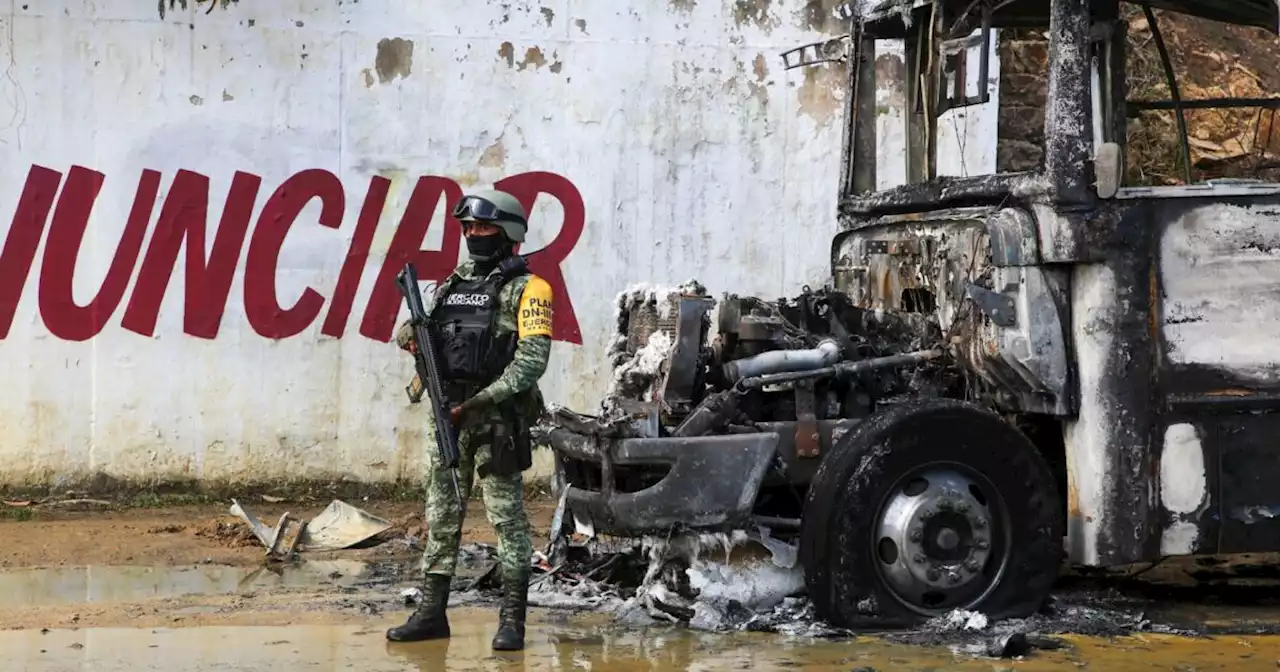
420, 416, 532, 582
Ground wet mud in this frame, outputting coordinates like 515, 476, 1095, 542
11, 612, 1280, 671
0, 560, 380, 608
0, 499, 557, 568
7, 503, 1280, 668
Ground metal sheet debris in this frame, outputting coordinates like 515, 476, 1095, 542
301, 500, 395, 551
228, 499, 392, 560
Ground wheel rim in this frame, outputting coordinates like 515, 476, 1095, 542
870, 462, 1012, 616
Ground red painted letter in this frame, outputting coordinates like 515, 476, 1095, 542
322, 176, 390, 338
244, 169, 344, 339
122, 170, 262, 339
359, 176, 463, 342
0, 166, 62, 339
40, 167, 160, 341
496, 172, 584, 344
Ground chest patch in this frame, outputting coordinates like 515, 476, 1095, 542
441, 292, 493, 308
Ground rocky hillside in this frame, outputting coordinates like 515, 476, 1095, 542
998, 7, 1280, 185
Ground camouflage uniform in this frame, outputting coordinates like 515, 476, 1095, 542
395, 260, 552, 580
386, 188, 554, 652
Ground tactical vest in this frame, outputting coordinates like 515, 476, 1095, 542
428, 267, 525, 389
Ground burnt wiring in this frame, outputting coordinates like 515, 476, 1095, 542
942, 230, 989, 403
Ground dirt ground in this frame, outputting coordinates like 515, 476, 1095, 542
8, 498, 1280, 669
0, 498, 556, 569
0, 497, 556, 631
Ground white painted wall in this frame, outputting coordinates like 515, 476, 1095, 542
0, 0, 858, 488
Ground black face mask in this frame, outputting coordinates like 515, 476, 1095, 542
465, 234, 508, 262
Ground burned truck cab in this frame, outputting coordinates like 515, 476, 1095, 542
830, 0, 1280, 570
540, 0, 1280, 630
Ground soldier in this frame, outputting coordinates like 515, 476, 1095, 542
386, 188, 554, 651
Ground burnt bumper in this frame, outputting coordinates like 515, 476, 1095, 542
543, 428, 779, 537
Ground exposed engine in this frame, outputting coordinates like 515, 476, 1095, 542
564, 280, 959, 442
532, 280, 967, 541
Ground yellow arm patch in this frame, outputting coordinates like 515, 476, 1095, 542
517, 275, 554, 339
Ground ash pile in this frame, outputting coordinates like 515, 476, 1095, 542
529, 529, 829, 635
450, 523, 838, 636
448, 528, 1181, 655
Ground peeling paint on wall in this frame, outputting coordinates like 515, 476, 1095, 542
493, 1, 554, 27
479, 134, 507, 168
374, 38, 414, 84
748, 53, 770, 107
799, 0, 850, 32
0, 0, 847, 489
732, 0, 781, 32
517, 46, 548, 71
752, 53, 769, 81
796, 64, 843, 125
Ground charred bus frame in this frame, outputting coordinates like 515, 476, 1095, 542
784, 0, 1280, 570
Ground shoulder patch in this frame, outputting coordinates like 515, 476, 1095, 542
517, 275, 554, 339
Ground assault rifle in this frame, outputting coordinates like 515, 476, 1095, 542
395, 262, 463, 503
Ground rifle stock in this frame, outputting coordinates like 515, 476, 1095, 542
395, 263, 463, 501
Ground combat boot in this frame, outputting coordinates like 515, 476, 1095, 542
491, 569, 530, 651
386, 573, 452, 642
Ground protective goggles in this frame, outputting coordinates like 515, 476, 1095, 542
451, 195, 527, 226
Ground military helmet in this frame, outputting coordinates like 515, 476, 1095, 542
452, 188, 528, 243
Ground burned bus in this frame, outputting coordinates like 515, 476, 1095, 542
538, 0, 1280, 629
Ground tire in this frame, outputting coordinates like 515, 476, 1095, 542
799, 398, 1064, 629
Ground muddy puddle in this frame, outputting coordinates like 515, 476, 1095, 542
9, 543, 1280, 669
6, 607, 1280, 671
0, 560, 380, 608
